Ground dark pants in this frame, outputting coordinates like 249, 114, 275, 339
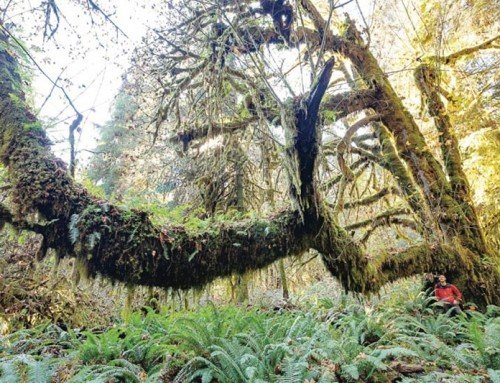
438, 302, 463, 316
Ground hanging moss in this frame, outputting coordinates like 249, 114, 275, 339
70, 203, 310, 289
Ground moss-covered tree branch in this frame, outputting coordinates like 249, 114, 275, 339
0, 37, 311, 289
168, 116, 258, 149
414, 64, 486, 250
344, 208, 412, 231
343, 187, 399, 209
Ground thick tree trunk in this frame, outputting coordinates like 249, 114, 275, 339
347, 49, 497, 304
414, 64, 487, 248
341, 45, 497, 302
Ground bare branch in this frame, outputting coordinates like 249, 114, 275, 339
344, 186, 400, 209
336, 113, 382, 180
344, 208, 411, 230
436, 35, 500, 65
321, 159, 370, 190
43, 0, 60, 41
0, 25, 81, 119
86, 0, 128, 38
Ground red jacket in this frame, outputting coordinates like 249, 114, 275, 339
435, 283, 462, 304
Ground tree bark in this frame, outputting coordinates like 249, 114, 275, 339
414, 64, 486, 248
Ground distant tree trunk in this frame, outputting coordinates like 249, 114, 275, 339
235, 275, 249, 303
278, 260, 289, 300
232, 142, 249, 304
123, 286, 134, 321
260, 134, 290, 301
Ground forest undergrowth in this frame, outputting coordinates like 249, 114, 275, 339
0, 279, 499, 383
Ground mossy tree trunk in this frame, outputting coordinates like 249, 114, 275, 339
299, 0, 498, 305
0, 24, 498, 308
340, 37, 496, 303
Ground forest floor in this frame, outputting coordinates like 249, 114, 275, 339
0, 278, 499, 383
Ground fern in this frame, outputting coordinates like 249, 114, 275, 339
0, 355, 62, 383
399, 371, 485, 382
68, 358, 142, 383
276, 359, 310, 383
79, 328, 124, 363
86, 232, 101, 250
1, 286, 499, 383
341, 363, 360, 381
488, 369, 500, 383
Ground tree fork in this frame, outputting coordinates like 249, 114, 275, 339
284, 56, 335, 217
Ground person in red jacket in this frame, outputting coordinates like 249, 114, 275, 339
434, 274, 463, 315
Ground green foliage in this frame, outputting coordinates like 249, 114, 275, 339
0, 323, 79, 383
86, 91, 142, 196
0, 355, 61, 383
79, 329, 124, 364
67, 359, 142, 383
322, 110, 338, 124
0, 289, 498, 382
78, 173, 107, 200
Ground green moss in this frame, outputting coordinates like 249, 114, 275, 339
8, 92, 21, 106
238, 105, 251, 119
322, 110, 338, 124
22, 121, 43, 132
